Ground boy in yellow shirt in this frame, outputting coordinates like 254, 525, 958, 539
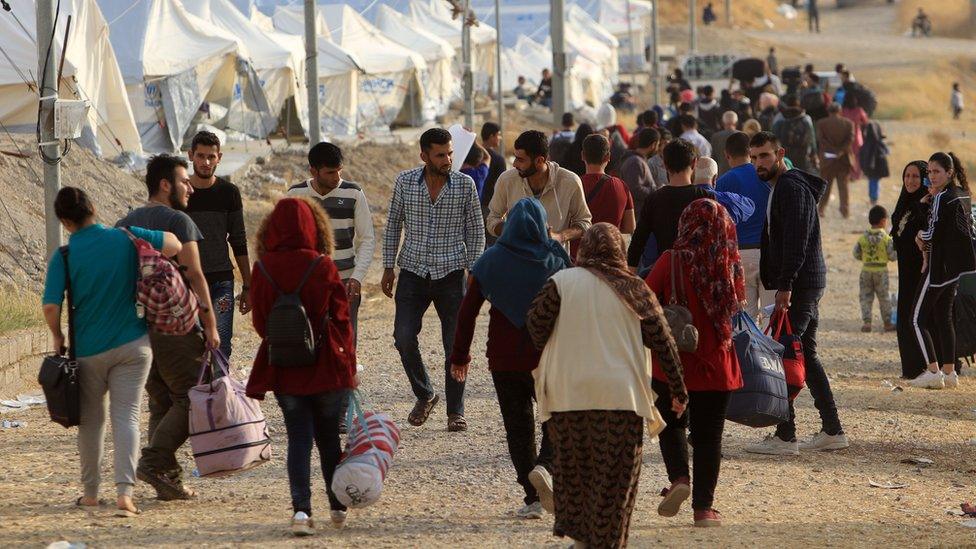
853, 205, 897, 332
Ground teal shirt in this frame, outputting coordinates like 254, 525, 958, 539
42, 224, 164, 357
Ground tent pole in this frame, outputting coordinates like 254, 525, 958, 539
551, 0, 567, 127
650, 0, 661, 105
494, 0, 504, 156
689, 0, 697, 54
626, 0, 636, 86
304, 0, 321, 144
462, 0, 474, 129
37, 0, 62, 257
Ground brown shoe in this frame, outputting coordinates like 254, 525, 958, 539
407, 395, 439, 426
884, 322, 897, 332
137, 467, 196, 501
860, 323, 872, 333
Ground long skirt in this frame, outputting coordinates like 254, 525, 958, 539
548, 410, 644, 549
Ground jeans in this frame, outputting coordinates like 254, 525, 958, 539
393, 269, 466, 416
491, 371, 553, 505
868, 178, 881, 203
775, 287, 843, 441
653, 379, 730, 511
209, 280, 235, 359
275, 391, 349, 515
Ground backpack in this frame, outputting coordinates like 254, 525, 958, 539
121, 228, 199, 335
780, 116, 809, 151
800, 91, 828, 121
256, 256, 324, 368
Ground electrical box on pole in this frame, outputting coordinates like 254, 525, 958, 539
304, 0, 321, 144
36, 0, 62, 258
550, 0, 567, 127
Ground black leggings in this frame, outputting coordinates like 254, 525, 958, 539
912, 277, 958, 366
652, 379, 730, 511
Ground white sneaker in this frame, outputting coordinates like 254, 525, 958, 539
291, 512, 314, 536
944, 371, 960, 389
330, 510, 347, 529
528, 465, 554, 514
908, 370, 945, 389
798, 431, 850, 451
516, 501, 544, 519
744, 434, 799, 456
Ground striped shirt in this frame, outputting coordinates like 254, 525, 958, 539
287, 180, 375, 282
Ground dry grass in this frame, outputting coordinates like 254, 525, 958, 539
896, 0, 973, 38
859, 57, 976, 121
0, 285, 42, 336
657, 0, 800, 30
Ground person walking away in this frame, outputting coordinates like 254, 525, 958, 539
854, 206, 897, 333
487, 130, 592, 252
860, 121, 890, 206
480, 122, 507, 246
951, 83, 964, 120
908, 152, 976, 389
552, 112, 576, 142
702, 2, 716, 25
692, 157, 756, 228
678, 115, 712, 158
800, 74, 831, 123
645, 199, 745, 528
842, 94, 869, 180
772, 94, 817, 172
573, 134, 635, 258
460, 142, 491, 200
526, 223, 688, 548
717, 132, 775, 318
43, 187, 181, 517
912, 8, 931, 37
744, 131, 848, 455
620, 128, 661, 218
116, 154, 219, 501
648, 129, 673, 193
767, 47, 779, 76
246, 198, 358, 535
558, 124, 593, 178
288, 142, 375, 344
184, 131, 251, 359
697, 86, 722, 135
807, 0, 820, 33
816, 103, 856, 218
710, 111, 739, 175
756, 93, 780, 132
449, 198, 572, 520
382, 128, 485, 431
891, 161, 931, 379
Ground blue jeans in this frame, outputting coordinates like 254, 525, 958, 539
868, 178, 881, 203
774, 287, 843, 441
274, 391, 349, 515
393, 269, 466, 416
209, 280, 235, 359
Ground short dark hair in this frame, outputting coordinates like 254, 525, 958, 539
561, 112, 575, 127
420, 127, 452, 152
658, 128, 673, 142
869, 205, 888, 226
464, 144, 484, 166
644, 109, 659, 126
481, 122, 501, 142
145, 154, 188, 197
679, 102, 694, 114
54, 186, 95, 225
749, 131, 780, 150
190, 130, 221, 152
725, 131, 751, 158
514, 130, 549, 160
308, 141, 343, 169
703, 85, 714, 96
784, 93, 800, 108
582, 134, 610, 165
678, 114, 698, 130
808, 73, 821, 84
635, 128, 660, 149
662, 139, 697, 174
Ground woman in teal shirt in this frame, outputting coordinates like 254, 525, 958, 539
42, 187, 181, 516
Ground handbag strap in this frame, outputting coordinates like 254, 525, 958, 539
585, 174, 610, 203
344, 389, 378, 450
60, 246, 76, 360
669, 251, 687, 306
197, 346, 231, 386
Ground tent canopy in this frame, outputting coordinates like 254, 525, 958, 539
183, 0, 292, 71
320, 4, 426, 75
374, 4, 454, 63
272, 6, 365, 77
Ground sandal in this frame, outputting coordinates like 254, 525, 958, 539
114, 507, 142, 518
447, 414, 467, 432
75, 497, 107, 507
407, 395, 439, 426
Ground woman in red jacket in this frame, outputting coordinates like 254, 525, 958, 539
645, 198, 745, 528
246, 197, 357, 536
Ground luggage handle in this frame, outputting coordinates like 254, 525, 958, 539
197, 347, 231, 386
764, 309, 795, 340
344, 389, 378, 450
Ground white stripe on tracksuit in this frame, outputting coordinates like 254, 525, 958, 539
912, 271, 934, 366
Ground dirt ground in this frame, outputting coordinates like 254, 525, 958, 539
2, 1, 976, 547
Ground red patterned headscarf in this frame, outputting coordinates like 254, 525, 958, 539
672, 199, 745, 345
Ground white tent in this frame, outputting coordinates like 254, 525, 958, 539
512, 36, 598, 110
0, 0, 142, 157
248, 7, 308, 136
578, 0, 650, 71
406, 0, 496, 95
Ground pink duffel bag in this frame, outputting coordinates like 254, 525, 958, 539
331, 391, 400, 508
188, 349, 271, 477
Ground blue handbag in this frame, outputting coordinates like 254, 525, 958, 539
726, 311, 790, 428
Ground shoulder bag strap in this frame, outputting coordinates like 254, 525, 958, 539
586, 174, 610, 203
668, 251, 678, 305
294, 255, 325, 295
670, 251, 688, 306
255, 260, 283, 295
60, 246, 76, 360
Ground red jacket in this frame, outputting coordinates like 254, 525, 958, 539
449, 277, 541, 372
645, 251, 743, 392
245, 198, 357, 399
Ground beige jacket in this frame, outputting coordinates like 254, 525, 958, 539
486, 162, 592, 238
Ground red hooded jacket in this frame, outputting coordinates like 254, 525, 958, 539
245, 198, 357, 399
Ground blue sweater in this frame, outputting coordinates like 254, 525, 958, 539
716, 163, 771, 247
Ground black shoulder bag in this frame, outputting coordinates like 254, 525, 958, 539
37, 246, 81, 428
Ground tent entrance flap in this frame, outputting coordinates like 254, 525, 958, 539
160, 67, 205, 152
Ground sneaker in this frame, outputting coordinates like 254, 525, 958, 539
516, 501, 544, 520
291, 512, 314, 536
657, 477, 690, 517
136, 466, 196, 501
908, 370, 945, 389
528, 466, 554, 514
329, 510, 347, 529
884, 322, 897, 333
693, 508, 722, 528
743, 434, 799, 456
860, 323, 872, 333
798, 431, 850, 451
944, 371, 960, 389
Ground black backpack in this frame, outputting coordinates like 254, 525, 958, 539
779, 117, 810, 156
256, 256, 324, 368
800, 91, 828, 121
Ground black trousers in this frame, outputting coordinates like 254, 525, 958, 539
652, 379, 730, 511
912, 277, 958, 366
491, 371, 553, 505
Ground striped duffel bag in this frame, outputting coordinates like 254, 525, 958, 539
188, 349, 271, 477
331, 391, 400, 508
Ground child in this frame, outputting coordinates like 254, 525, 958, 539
951, 83, 964, 120
853, 205, 898, 333
460, 143, 490, 200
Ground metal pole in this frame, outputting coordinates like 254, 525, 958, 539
494, 0, 504, 156
726, 0, 732, 26
625, 0, 636, 85
550, 0, 567, 127
689, 0, 697, 54
37, 0, 62, 257
304, 0, 321, 144
462, 0, 474, 129
651, 0, 661, 105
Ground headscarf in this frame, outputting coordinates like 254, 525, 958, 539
471, 198, 571, 328
561, 123, 593, 177
672, 199, 745, 346
576, 223, 658, 320
891, 161, 929, 239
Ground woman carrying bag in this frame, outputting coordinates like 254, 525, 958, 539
644, 199, 745, 528
859, 121, 890, 206
246, 198, 357, 536
890, 161, 930, 379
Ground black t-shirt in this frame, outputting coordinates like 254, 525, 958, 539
185, 177, 248, 284
627, 184, 710, 267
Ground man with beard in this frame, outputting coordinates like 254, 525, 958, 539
744, 132, 848, 456
116, 154, 218, 501
184, 131, 251, 359
382, 127, 485, 432
486, 130, 591, 252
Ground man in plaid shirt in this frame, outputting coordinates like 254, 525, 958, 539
382, 127, 486, 432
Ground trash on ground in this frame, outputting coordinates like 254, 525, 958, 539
1, 419, 25, 428
899, 457, 933, 466
962, 502, 976, 517
962, 519, 976, 528
46, 542, 87, 549
947, 508, 966, 517
869, 480, 908, 489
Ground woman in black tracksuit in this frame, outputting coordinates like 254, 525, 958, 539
908, 152, 976, 390
890, 161, 930, 379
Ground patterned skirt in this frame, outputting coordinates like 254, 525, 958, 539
547, 410, 644, 549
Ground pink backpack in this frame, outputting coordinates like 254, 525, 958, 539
121, 228, 198, 335
188, 349, 271, 477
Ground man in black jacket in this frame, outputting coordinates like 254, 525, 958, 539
480, 122, 507, 246
744, 131, 848, 456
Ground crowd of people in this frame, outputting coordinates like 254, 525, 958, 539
40, 54, 976, 545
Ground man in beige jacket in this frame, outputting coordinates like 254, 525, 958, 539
486, 130, 592, 248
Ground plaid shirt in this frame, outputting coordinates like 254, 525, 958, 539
383, 167, 486, 279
